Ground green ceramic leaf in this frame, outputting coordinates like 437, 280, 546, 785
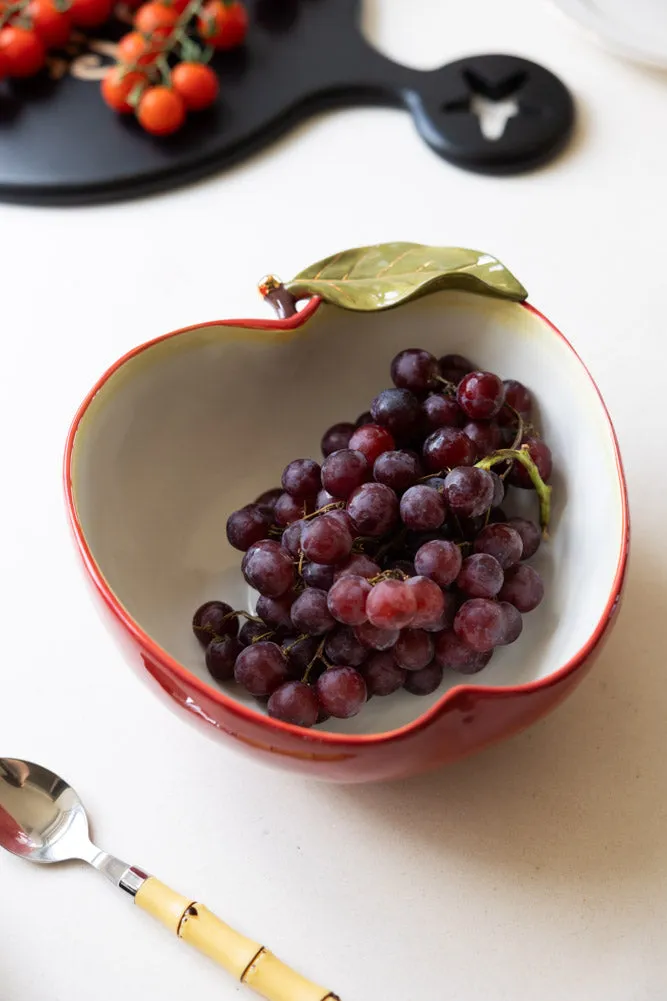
285, 243, 527, 312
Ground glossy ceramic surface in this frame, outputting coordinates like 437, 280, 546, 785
552, 0, 667, 68
65, 291, 629, 782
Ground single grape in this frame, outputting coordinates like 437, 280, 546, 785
434, 630, 493, 674
454, 599, 505, 652
281, 458, 321, 501
348, 424, 395, 464
347, 482, 399, 537
391, 348, 439, 396
256, 592, 295, 629
498, 379, 532, 426
405, 529, 448, 556
327, 575, 372, 626
406, 575, 446, 629
457, 553, 504, 598
510, 437, 553, 488
316, 488, 338, 509
498, 602, 523, 645
443, 466, 495, 518
373, 450, 422, 492
205, 635, 242, 681
422, 475, 447, 492
281, 634, 320, 675
490, 471, 505, 508
355, 410, 373, 427
192, 600, 238, 645
254, 487, 282, 511
290, 588, 335, 635
321, 448, 369, 498
399, 484, 446, 531
457, 371, 506, 420
281, 519, 305, 557
226, 505, 270, 551
498, 565, 544, 612
234, 641, 290, 697
413, 539, 462, 587
394, 629, 434, 671
507, 517, 541, 560
321, 422, 355, 457
301, 513, 353, 565
474, 523, 523, 569
316, 667, 367, 718
403, 662, 443, 695
422, 394, 463, 430
438, 353, 475, 384
324, 626, 368, 666
302, 561, 335, 590
239, 619, 272, 646
334, 554, 382, 581
267, 681, 320, 727
243, 541, 295, 597
462, 420, 500, 459
274, 492, 309, 526
326, 508, 355, 533
362, 652, 407, 695
371, 388, 422, 438
366, 579, 417, 629
423, 427, 476, 471
354, 621, 400, 650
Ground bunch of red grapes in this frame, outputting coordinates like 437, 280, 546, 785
192, 348, 552, 729
102, 0, 247, 135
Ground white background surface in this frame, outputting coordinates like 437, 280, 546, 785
0, 1, 665, 998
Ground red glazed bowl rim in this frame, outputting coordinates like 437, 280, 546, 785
64, 296, 630, 748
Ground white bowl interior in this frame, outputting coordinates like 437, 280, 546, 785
71, 291, 625, 735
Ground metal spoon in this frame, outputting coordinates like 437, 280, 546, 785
0, 758, 337, 1001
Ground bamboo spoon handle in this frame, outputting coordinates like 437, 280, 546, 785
135, 877, 338, 1001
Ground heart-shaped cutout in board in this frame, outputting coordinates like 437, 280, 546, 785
0, 0, 575, 205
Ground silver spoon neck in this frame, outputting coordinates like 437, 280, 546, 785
89, 848, 149, 896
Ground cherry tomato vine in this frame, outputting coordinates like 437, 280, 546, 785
0, 0, 248, 136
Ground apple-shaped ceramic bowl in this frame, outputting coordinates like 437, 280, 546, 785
65, 244, 629, 783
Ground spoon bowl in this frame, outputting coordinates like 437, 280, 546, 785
0, 758, 93, 864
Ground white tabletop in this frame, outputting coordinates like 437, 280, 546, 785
1, 1, 665, 998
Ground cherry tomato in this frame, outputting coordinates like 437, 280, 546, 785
68, 0, 113, 27
169, 0, 189, 11
27, 0, 71, 49
137, 85, 185, 135
0, 49, 8, 80
0, 25, 45, 76
197, 0, 247, 49
171, 61, 218, 110
117, 29, 163, 65
134, 1, 177, 35
101, 65, 146, 112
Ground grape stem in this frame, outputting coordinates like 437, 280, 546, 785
476, 447, 552, 536
300, 501, 345, 522
302, 639, 327, 683
369, 569, 409, 584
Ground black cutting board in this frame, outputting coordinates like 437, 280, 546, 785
0, 0, 575, 205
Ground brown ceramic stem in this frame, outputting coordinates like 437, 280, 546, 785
258, 275, 299, 319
